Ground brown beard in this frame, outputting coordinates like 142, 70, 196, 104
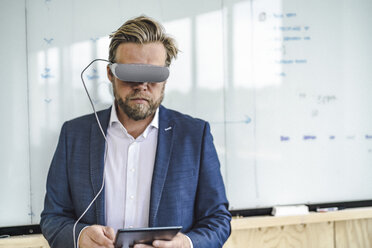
115, 85, 164, 121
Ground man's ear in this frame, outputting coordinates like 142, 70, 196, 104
107, 65, 114, 83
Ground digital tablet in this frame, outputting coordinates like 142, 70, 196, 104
114, 226, 182, 248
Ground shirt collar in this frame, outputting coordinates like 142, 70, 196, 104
109, 103, 121, 127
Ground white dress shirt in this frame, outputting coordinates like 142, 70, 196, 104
105, 104, 158, 232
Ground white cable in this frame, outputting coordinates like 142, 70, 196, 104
80, 59, 110, 142
73, 59, 110, 248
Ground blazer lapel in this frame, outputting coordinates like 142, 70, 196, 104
89, 107, 111, 225
149, 106, 175, 226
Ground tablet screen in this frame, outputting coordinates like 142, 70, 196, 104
114, 226, 182, 248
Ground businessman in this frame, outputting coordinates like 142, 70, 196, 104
40, 16, 231, 248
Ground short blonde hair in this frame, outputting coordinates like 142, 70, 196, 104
109, 16, 179, 67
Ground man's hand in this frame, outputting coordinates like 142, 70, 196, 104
134, 232, 191, 248
79, 225, 115, 248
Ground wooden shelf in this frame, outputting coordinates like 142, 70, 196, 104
0, 234, 49, 248
232, 207, 372, 229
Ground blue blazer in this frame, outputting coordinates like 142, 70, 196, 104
40, 105, 231, 248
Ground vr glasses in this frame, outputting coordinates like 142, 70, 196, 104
109, 63, 169, 83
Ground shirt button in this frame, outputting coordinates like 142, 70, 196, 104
130, 195, 134, 199
130, 168, 135, 172
129, 225, 134, 228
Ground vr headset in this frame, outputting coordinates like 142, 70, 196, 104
109, 63, 169, 83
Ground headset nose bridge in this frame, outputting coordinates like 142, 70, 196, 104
131, 81, 149, 90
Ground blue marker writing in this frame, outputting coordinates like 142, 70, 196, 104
295, 59, 307, 64
280, 136, 290, 142
284, 36, 301, 41
277, 60, 293, 64
286, 13, 297, 18
303, 135, 316, 140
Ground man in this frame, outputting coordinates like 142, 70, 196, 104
40, 16, 231, 248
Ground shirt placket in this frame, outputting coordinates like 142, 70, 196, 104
124, 140, 139, 228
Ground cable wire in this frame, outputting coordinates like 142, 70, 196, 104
73, 59, 110, 248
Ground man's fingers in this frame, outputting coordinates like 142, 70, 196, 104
152, 239, 172, 248
90, 229, 114, 247
152, 233, 190, 248
80, 225, 114, 248
104, 226, 116, 241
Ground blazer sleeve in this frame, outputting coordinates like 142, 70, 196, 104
40, 122, 89, 248
186, 122, 232, 248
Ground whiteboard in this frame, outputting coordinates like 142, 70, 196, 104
0, 0, 30, 227
224, 0, 372, 210
1, 0, 372, 227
